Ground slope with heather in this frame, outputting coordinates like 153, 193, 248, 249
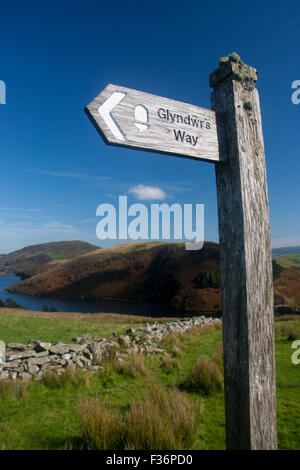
6, 242, 222, 313
0, 240, 100, 279
5, 241, 300, 313
273, 254, 300, 310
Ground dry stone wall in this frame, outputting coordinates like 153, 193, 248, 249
0, 316, 221, 381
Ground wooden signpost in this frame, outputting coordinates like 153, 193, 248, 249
85, 54, 277, 450
85, 84, 227, 163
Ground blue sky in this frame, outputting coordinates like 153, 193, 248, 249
0, 0, 299, 253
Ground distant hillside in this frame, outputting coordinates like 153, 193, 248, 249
273, 253, 300, 310
273, 253, 300, 268
6, 241, 222, 313
0, 241, 100, 278
5, 241, 300, 313
272, 246, 300, 256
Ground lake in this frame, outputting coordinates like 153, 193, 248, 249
0, 275, 174, 317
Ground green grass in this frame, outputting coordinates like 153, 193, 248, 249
124, 241, 181, 253
0, 314, 142, 344
275, 321, 300, 341
76, 382, 201, 450
0, 315, 299, 450
274, 253, 300, 268
47, 259, 68, 265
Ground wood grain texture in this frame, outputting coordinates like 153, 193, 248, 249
210, 58, 277, 449
85, 84, 227, 163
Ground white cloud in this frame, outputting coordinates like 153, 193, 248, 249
271, 237, 300, 248
0, 206, 41, 212
77, 219, 95, 224
43, 221, 77, 234
128, 184, 167, 201
26, 169, 110, 181
0, 220, 77, 236
0, 220, 78, 253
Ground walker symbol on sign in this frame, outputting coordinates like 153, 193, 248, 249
134, 105, 149, 132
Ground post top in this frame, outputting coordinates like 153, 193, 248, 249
209, 53, 258, 91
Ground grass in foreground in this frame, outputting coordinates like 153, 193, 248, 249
74, 381, 201, 450
0, 314, 299, 450
0, 311, 144, 344
180, 357, 224, 396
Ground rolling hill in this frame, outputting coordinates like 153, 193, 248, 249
3, 241, 300, 313
273, 253, 300, 310
6, 241, 222, 313
272, 246, 300, 256
0, 240, 100, 279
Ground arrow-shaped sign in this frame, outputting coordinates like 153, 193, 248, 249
98, 91, 126, 141
85, 84, 227, 163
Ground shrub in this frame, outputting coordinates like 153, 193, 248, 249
181, 357, 224, 396
4, 298, 24, 309
192, 269, 221, 289
272, 260, 283, 280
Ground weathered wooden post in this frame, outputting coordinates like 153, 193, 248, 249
209, 54, 277, 449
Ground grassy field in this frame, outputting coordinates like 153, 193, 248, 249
274, 253, 300, 268
0, 311, 299, 450
0, 311, 144, 344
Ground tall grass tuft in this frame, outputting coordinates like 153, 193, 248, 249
181, 357, 224, 396
160, 354, 180, 374
275, 323, 300, 342
14, 381, 28, 399
116, 353, 148, 379
171, 345, 183, 358
125, 382, 200, 450
75, 381, 201, 450
78, 399, 124, 450
42, 368, 90, 389
213, 342, 224, 368
0, 380, 28, 399
0, 380, 11, 397
98, 352, 149, 384
162, 323, 221, 352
